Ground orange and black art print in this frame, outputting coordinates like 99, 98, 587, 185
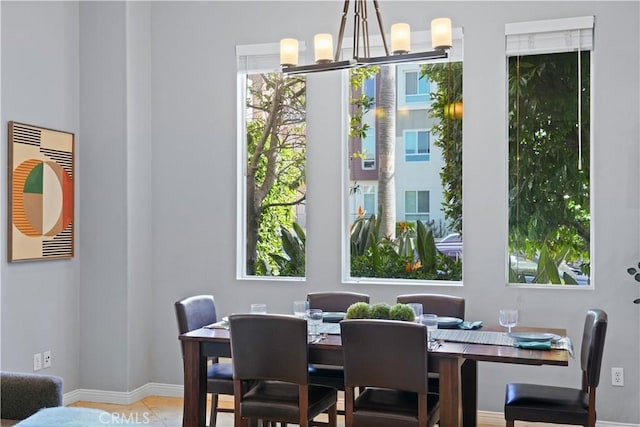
8, 121, 74, 261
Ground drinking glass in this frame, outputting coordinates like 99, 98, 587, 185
250, 303, 267, 314
307, 308, 323, 341
499, 309, 518, 334
407, 303, 423, 322
421, 313, 438, 343
293, 300, 309, 318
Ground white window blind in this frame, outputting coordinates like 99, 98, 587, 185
506, 16, 594, 56
236, 42, 307, 74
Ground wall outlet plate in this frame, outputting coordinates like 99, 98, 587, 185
33, 353, 42, 371
612, 367, 624, 386
43, 350, 51, 368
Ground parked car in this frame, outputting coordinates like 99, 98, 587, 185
435, 233, 462, 260
436, 234, 589, 285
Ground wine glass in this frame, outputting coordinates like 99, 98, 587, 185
499, 309, 518, 334
407, 303, 423, 322
307, 309, 323, 341
293, 300, 309, 318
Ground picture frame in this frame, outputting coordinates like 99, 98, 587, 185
8, 121, 74, 262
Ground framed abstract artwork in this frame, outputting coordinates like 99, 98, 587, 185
8, 121, 74, 261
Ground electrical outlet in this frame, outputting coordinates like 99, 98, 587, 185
612, 367, 624, 386
33, 353, 42, 371
43, 350, 51, 368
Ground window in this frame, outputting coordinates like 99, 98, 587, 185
345, 30, 463, 283
237, 43, 307, 279
404, 130, 430, 162
506, 17, 593, 286
404, 70, 430, 103
405, 190, 430, 222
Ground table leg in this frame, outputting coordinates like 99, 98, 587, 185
438, 357, 464, 427
461, 359, 477, 427
182, 340, 207, 427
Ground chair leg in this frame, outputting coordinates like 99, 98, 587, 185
209, 393, 218, 427
328, 403, 337, 427
506, 419, 515, 427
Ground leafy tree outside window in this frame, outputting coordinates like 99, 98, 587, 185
242, 71, 307, 277
347, 60, 463, 282
508, 50, 590, 285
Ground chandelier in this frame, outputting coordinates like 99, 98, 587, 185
280, 0, 452, 75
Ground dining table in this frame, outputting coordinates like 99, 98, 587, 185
179, 323, 569, 427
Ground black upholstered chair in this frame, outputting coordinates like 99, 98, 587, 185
307, 292, 370, 312
175, 295, 233, 427
340, 319, 440, 427
504, 309, 608, 427
229, 314, 338, 427
396, 293, 465, 319
305, 292, 370, 393
397, 293, 466, 394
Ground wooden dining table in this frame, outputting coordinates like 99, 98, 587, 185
179, 324, 568, 427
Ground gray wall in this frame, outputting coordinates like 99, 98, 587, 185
1, 1, 639, 424
1, 0, 81, 391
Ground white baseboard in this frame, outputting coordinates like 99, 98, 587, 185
63, 383, 183, 406
64, 383, 638, 427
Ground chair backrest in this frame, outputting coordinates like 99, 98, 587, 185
341, 319, 428, 393
580, 309, 607, 387
229, 314, 309, 384
307, 292, 370, 312
174, 295, 218, 357
396, 293, 465, 319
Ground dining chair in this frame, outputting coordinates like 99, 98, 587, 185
306, 291, 370, 312
340, 319, 440, 427
396, 293, 465, 319
174, 295, 234, 427
306, 291, 370, 393
504, 308, 608, 427
228, 314, 338, 427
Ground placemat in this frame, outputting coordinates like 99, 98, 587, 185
432, 329, 574, 356
317, 322, 341, 335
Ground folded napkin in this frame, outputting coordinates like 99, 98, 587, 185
204, 320, 229, 329
513, 340, 551, 350
458, 321, 483, 330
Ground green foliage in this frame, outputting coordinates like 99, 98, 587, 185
507, 52, 591, 283
245, 72, 307, 276
421, 62, 463, 234
370, 303, 391, 319
626, 262, 640, 304
389, 303, 416, 321
349, 214, 461, 280
346, 302, 372, 319
269, 223, 306, 277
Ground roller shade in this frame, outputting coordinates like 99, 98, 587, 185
506, 16, 594, 56
236, 42, 307, 74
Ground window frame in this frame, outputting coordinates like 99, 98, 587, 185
505, 17, 594, 288
341, 29, 465, 286
236, 42, 308, 281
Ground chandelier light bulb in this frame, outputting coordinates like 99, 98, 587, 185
391, 23, 411, 54
431, 17, 452, 50
314, 33, 334, 63
280, 38, 299, 66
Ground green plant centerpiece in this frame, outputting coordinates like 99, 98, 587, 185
389, 303, 417, 321
345, 302, 416, 321
345, 302, 372, 319
626, 262, 640, 304
370, 303, 391, 319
